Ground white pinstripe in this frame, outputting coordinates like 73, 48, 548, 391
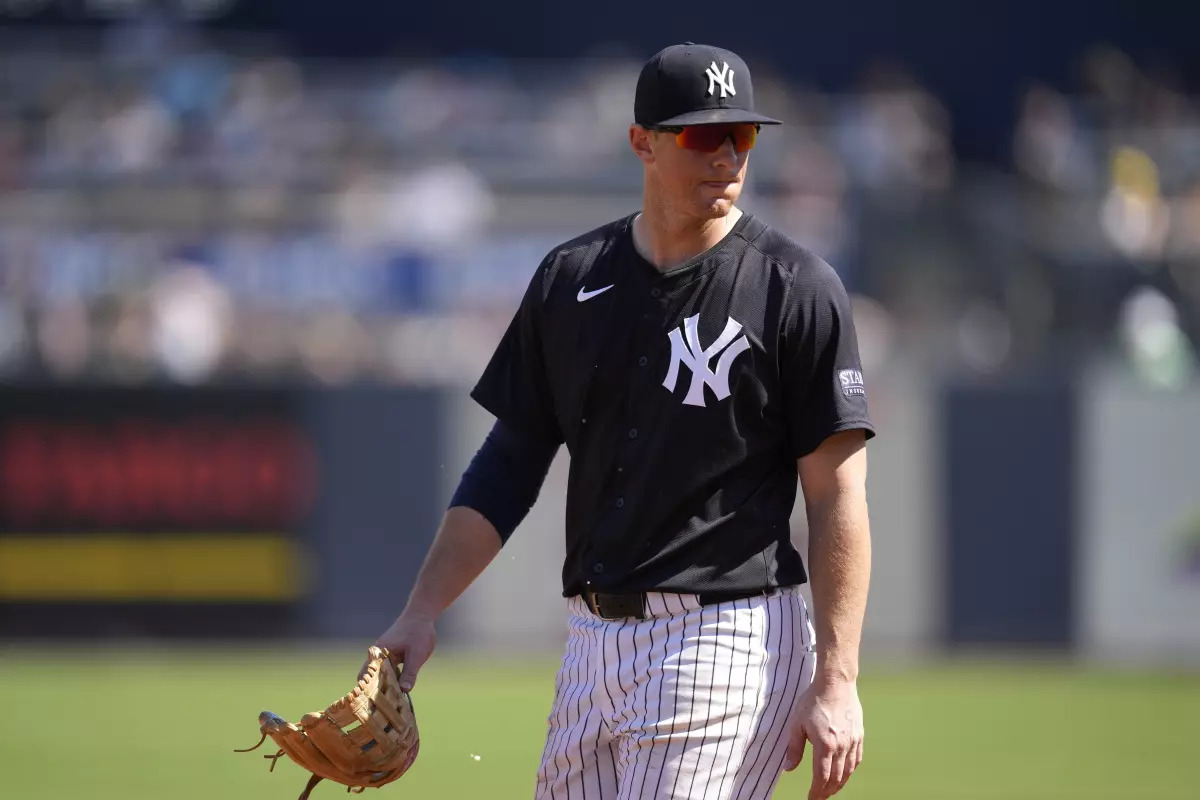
533, 587, 815, 800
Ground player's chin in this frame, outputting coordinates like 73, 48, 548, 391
694, 186, 741, 217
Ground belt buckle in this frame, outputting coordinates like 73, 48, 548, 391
585, 590, 645, 621
585, 589, 603, 617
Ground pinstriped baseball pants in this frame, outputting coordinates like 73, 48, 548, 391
534, 586, 816, 800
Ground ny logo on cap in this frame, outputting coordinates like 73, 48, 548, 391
705, 61, 736, 99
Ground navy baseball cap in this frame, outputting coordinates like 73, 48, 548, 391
634, 43, 782, 127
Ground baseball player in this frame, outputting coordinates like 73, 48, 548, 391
373, 42, 875, 800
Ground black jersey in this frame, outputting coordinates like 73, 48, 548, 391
470, 211, 875, 598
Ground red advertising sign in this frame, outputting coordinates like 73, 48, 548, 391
0, 388, 317, 606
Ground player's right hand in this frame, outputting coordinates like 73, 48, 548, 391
364, 612, 438, 692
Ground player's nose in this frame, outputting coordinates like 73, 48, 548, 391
710, 135, 739, 168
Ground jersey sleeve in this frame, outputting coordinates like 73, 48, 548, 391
781, 256, 876, 459
469, 256, 565, 445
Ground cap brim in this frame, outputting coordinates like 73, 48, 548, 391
653, 108, 783, 126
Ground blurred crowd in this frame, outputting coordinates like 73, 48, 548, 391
0, 20, 1196, 387
1006, 44, 1200, 386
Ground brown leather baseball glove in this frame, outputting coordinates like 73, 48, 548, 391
235, 646, 420, 799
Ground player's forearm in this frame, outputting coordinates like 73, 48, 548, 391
399, 506, 503, 622
806, 486, 871, 685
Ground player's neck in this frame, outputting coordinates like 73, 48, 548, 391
632, 205, 742, 272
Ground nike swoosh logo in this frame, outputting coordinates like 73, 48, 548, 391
577, 284, 614, 302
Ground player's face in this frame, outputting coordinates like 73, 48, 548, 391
632, 124, 752, 220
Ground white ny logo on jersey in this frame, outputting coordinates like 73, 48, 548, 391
662, 314, 751, 407
705, 61, 736, 98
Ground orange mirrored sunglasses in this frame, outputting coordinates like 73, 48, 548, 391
648, 122, 760, 153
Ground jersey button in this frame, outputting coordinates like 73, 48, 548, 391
593, 563, 605, 574
650, 288, 661, 298
615, 497, 625, 508
627, 428, 638, 439
637, 356, 648, 367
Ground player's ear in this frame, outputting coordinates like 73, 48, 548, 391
629, 124, 655, 164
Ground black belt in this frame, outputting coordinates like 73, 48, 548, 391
582, 587, 778, 621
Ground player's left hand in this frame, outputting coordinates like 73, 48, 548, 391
783, 677, 864, 799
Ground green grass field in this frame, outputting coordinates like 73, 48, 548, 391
3, 645, 1197, 799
